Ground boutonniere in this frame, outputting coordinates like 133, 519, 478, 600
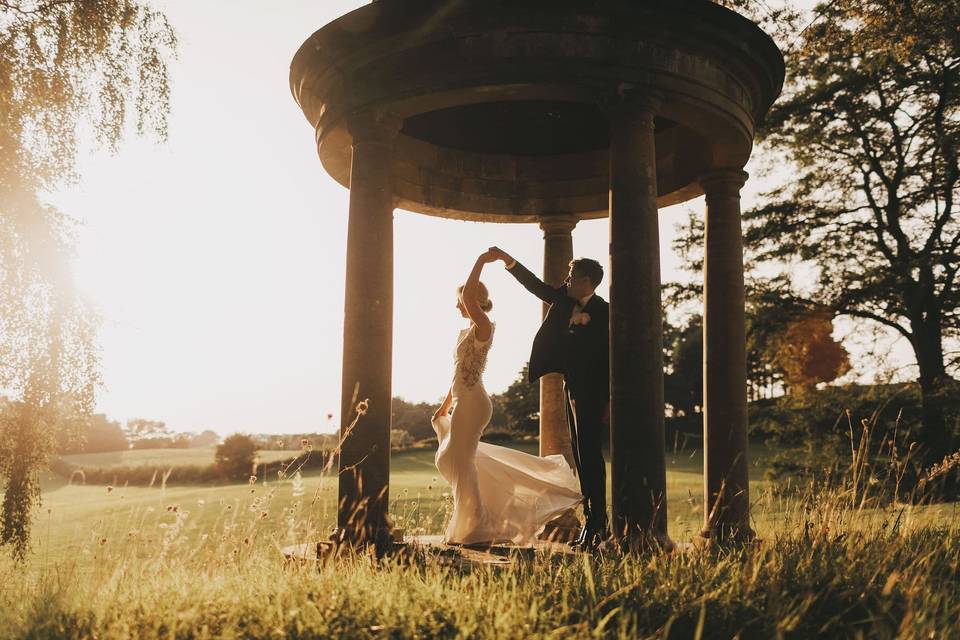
569, 311, 591, 328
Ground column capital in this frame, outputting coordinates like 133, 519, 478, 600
699, 168, 749, 197
346, 109, 404, 145
538, 214, 578, 237
601, 84, 664, 119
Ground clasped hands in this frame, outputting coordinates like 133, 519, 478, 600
478, 246, 511, 264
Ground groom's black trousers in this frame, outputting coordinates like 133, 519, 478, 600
564, 383, 607, 529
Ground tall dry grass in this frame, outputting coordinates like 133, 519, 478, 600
0, 406, 957, 639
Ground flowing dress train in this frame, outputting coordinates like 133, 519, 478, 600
432, 324, 582, 545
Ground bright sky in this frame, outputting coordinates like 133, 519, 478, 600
47, 0, 908, 436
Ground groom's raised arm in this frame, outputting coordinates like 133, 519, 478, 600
489, 247, 563, 304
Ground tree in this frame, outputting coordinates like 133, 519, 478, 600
189, 430, 220, 448
740, 0, 960, 473
391, 397, 440, 441
215, 434, 258, 481
0, 1, 176, 558
78, 414, 128, 454
124, 418, 170, 446
497, 363, 539, 434
672, 0, 959, 481
664, 315, 703, 422
774, 309, 852, 395
390, 429, 413, 450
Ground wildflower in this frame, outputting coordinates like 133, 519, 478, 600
250, 488, 256, 494
106, 486, 114, 494
99, 537, 107, 546
356, 399, 370, 415
300, 438, 309, 448
259, 511, 268, 520
249, 475, 258, 485
127, 530, 139, 539
197, 499, 206, 506
243, 536, 252, 546
291, 470, 305, 498
226, 505, 233, 511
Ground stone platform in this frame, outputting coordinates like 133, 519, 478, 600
282, 535, 576, 569
282, 535, 694, 569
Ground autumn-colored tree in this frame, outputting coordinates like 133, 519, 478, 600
774, 309, 852, 395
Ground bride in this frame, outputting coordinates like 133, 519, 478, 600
431, 250, 582, 546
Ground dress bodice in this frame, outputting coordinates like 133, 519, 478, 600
452, 323, 495, 391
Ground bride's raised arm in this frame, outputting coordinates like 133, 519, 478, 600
461, 251, 496, 342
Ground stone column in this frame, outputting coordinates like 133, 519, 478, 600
607, 92, 670, 548
336, 109, 401, 549
538, 215, 577, 467
699, 168, 753, 544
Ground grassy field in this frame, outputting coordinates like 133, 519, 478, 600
38, 442, 785, 555
59, 447, 296, 469
1, 442, 957, 638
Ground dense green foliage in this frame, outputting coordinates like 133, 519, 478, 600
496, 363, 540, 435
673, 0, 960, 484
48, 448, 330, 487
214, 435, 259, 481
57, 414, 129, 454
391, 397, 441, 441
746, 0, 960, 470
753, 382, 960, 497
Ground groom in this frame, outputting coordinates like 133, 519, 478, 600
488, 246, 610, 548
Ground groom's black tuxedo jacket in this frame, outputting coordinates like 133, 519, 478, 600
507, 261, 609, 399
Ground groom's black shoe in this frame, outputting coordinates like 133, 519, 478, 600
569, 521, 609, 550
582, 524, 610, 550
567, 525, 588, 549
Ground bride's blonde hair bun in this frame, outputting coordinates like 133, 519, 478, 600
458, 282, 493, 312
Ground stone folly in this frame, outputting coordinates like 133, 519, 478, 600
289, 0, 784, 549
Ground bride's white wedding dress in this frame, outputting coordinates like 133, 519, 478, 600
432, 323, 582, 546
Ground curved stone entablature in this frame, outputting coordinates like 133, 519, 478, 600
290, 0, 784, 221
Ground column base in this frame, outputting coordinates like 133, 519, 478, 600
693, 525, 757, 550
329, 526, 396, 557
614, 529, 676, 554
